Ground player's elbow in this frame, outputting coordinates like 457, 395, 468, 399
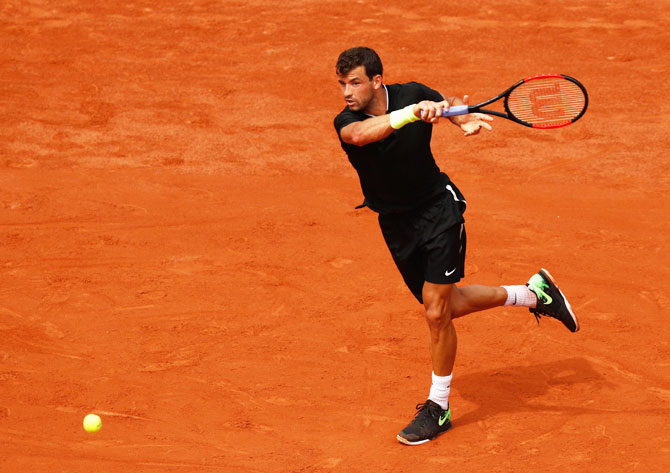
348, 131, 366, 147
341, 125, 369, 147
345, 130, 372, 147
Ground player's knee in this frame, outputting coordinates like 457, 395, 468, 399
424, 303, 451, 330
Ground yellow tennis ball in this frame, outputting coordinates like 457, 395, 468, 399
83, 414, 102, 433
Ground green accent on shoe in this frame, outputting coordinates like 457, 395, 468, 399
438, 410, 451, 426
397, 400, 452, 445
527, 273, 553, 305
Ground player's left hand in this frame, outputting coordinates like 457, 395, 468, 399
457, 95, 493, 136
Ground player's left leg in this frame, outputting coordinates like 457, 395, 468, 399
449, 284, 508, 319
448, 275, 579, 333
526, 268, 580, 332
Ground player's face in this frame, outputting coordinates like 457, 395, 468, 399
337, 65, 379, 112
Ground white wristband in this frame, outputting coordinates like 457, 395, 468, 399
389, 104, 419, 129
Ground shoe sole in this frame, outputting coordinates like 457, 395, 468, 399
396, 423, 452, 446
539, 268, 580, 332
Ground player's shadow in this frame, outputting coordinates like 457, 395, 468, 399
453, 357, 613, 428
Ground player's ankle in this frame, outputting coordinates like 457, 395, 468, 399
501, 285, 537, 307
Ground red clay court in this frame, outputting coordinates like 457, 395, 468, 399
1, 1, 669, 471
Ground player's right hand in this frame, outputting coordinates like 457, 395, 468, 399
415, 100, 450, 123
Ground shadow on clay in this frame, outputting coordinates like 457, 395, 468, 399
452, 357, 652, 428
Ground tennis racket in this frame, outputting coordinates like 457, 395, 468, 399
441, 74, 588, 129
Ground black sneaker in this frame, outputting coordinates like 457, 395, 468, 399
526, 268, 580, 332
397, 400, 452, 445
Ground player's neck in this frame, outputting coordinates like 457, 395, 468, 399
363, 85, 388, 117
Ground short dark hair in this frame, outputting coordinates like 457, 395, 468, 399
336, 47, 383, 79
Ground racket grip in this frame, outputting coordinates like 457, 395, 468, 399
440, 105, 469, 117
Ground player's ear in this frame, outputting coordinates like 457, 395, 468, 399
372, 74, 382, 89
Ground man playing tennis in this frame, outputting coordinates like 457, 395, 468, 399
333, 47, 580, 446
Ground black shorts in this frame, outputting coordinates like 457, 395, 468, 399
378, 189, 467, 304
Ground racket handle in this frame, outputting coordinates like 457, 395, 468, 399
420, 105, 470, 119
440, 105, 469, 117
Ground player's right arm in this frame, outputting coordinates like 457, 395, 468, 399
339, 115, 395, 147
339, 100, 449, 147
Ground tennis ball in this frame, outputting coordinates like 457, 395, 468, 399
83, 414, 102, 433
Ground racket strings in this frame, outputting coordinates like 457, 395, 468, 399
507, 78, 586, 125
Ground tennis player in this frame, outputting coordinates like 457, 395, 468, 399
333, 46, 580, 446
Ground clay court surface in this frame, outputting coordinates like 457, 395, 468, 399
2, 0, 669, 471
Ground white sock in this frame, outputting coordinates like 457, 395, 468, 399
428, 372, 452, 410
502, 285, 537, 308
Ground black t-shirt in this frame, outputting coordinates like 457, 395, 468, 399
334, 82, 457, 214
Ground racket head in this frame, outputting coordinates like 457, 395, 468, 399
503, 74, 588, 128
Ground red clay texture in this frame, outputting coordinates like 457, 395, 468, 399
1, 1, 669, 472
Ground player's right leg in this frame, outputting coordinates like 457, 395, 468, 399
397, 281, 455, 446
397, 399, 452, 446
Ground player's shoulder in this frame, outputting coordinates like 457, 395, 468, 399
388, 81, 430, 91
388, 81, 442, 103
333, 106, 365, 133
